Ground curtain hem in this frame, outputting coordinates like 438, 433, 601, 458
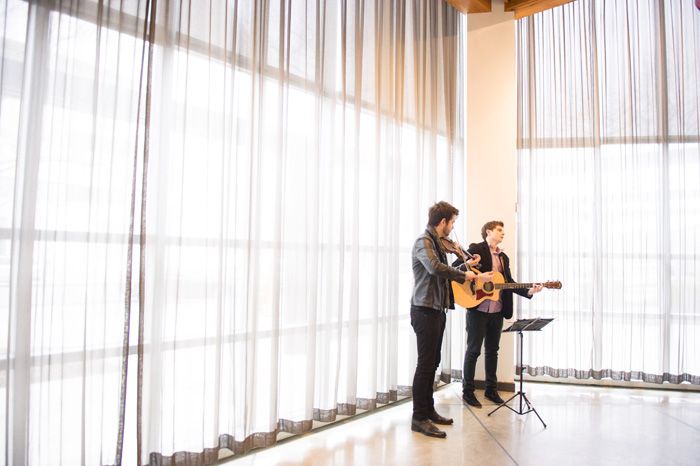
144, 392, 408, 465
520, 365, 700, 385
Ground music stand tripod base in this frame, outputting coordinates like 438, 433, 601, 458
487, 318, 553, 428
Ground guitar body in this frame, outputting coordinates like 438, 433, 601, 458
452, 271, 506, 308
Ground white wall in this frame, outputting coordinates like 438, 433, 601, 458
465, 0, 518, 389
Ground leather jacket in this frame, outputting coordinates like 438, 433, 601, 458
411, 227, 467, 311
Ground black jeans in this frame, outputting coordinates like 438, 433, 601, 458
462, 309, 503, 394
410, 306, 446, 421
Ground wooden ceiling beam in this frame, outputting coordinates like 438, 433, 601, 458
444, 0, 578, 19
504, 0, 576, 19
444, 0, 491, 15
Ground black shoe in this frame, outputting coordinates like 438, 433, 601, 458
428, 410, 454, 425
484, 390, 505, 404
462, 392, 482, 408
411, 418, 447, 438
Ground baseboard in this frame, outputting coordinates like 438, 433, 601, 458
472, 380, 515, 393
448, 370, 516, 393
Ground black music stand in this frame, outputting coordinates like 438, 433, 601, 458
488, 317, 553, 427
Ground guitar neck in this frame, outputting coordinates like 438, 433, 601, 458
495, 282, 535, 290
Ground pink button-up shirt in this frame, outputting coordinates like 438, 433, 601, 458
476, 243, 503, 314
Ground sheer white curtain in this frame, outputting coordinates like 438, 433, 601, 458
141, 1, 464, 463
1, 1, 464, 465
1, 1, 148, 465
516, 0, 700, 385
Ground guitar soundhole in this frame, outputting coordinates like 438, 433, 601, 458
483, 282, 494, 293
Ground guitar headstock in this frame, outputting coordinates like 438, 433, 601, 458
543, 281, 562, 290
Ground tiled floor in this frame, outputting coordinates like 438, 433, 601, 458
220, 382, 700, 466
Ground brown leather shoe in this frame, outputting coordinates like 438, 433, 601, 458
411, 418, 447, 438
462, 392, 482, 408
428, 410, 453, 425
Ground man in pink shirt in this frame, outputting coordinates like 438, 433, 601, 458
459, 221, 543, 408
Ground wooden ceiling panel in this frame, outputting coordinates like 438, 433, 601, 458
445, 0, 578, 19
504, 0, 576, 19
445, 0, 491, 15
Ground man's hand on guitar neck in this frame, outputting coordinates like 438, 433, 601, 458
528, 283, 544, 296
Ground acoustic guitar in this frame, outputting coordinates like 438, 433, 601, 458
452, 271, 561, 308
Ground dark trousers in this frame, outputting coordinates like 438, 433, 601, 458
462, 309, 503, 394
410, 306, 446, 421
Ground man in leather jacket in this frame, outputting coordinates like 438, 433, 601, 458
410, 201, 493, 438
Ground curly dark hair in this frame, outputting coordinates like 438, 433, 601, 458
427, 201, 459, 227
481, 220, 504, 240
